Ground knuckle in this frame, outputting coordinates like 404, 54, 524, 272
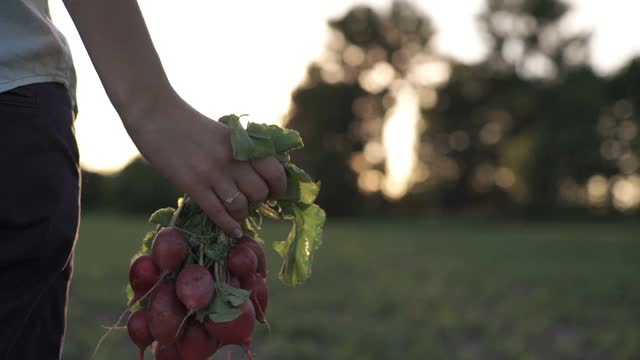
180, 171, 201, 190
272, 171, 287, 192
257, 184, 269, 201
230, 206, 248, 221
236, 212, 248, 222
193, 162, 213, 179
248, 185, 269, 203
227, 202, 244, 214
266, 166, 286, 185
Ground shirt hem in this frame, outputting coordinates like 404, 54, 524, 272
0, 75, 77, 115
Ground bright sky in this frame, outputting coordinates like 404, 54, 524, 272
50, 0, 640, 191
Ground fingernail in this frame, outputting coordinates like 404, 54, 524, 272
234, 228, 243, 238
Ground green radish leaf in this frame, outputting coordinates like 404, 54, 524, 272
278, 202, 296, 220
221, 119, 304, 162
275, 152, 290, 162
186, 236, 201, 248
178, 205, 210, 237
195, 310, 208, 323
274, 203, 326, 286
241, 218, 260, 241
300, 181, 321, 205
280, 163, 320, 204
281, 180, 321, 205
203, 242, 229, 263
246, 123, 303, 154
284, 162, 312, 182
208, 295, 242, 323
271, 127, 303, 153
186, 251, 197, 266
140, 226, 159, 254
148, 208, 175, 227
219, 114, 255, 161
248, 136, 276, 158
130, 225, 160, 268
257, 203, 281, 220
240, 209, 262, 239
216, 282, 251, 307
126, 283, 134, 307
248, 212, 262, 231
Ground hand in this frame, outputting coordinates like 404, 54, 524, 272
123, 94, 287, 237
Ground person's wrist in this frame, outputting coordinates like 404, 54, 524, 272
119, 84, 181, 135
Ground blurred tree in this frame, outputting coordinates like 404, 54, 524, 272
109, 158, 181, 213
595, 58, 640, 213
284, 1, 436, 216
81, 0, 640, 217
81, 169, 114, 211
81, 158, 181, 213
284, 0, 640, 217
414, 0, 634, 216
479, 0, 590, 77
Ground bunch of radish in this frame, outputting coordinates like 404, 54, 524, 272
127, 222, 269, 360
96, 116, 326, 359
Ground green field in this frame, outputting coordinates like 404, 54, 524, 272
63, 213, 640, 360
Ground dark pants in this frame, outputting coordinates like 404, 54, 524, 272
0, 83, 80, 360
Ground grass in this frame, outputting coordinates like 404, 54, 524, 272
63, 213, 640, 360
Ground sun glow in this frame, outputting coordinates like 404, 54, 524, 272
382, 82, 420, 199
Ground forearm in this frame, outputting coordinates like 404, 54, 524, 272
63, 0, 177, 126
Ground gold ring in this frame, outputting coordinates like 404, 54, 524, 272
225, 191, 241, 204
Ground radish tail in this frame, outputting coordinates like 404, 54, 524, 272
255, 301, 271, 334
100, 325, 126, 331
139, 348, 145, 360
175, 310, 193, 338
242, 344, 253, 360
90, 307, 130, 359
227, 346, 232, 360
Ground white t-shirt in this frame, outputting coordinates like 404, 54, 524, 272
0, 0, 77, 107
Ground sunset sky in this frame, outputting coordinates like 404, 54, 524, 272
49, 0, 640, 196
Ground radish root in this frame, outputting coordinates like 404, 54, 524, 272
175, 310, 193, 338
254, 300, 271, 334
242, 344, 254, 360
91, 307, 130, 359
93, 272, 167, 359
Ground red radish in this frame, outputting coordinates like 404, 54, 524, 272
174, 264, 215, 337
227, 245, 257, 279
152, 228, 188, 273
204, 300, 255, 351
176, 264, 215, 312
127, 309, 154, 360
241, 275, 269, 323
128, 255, 161, 307
238, 236, 266, 277
148, 280, 187, 345
177, 321, 218, 360
155, 343, 180, 360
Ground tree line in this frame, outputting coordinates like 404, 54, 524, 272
83, 0, 640, 219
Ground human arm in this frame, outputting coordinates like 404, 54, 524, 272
62, 0, 286, 237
